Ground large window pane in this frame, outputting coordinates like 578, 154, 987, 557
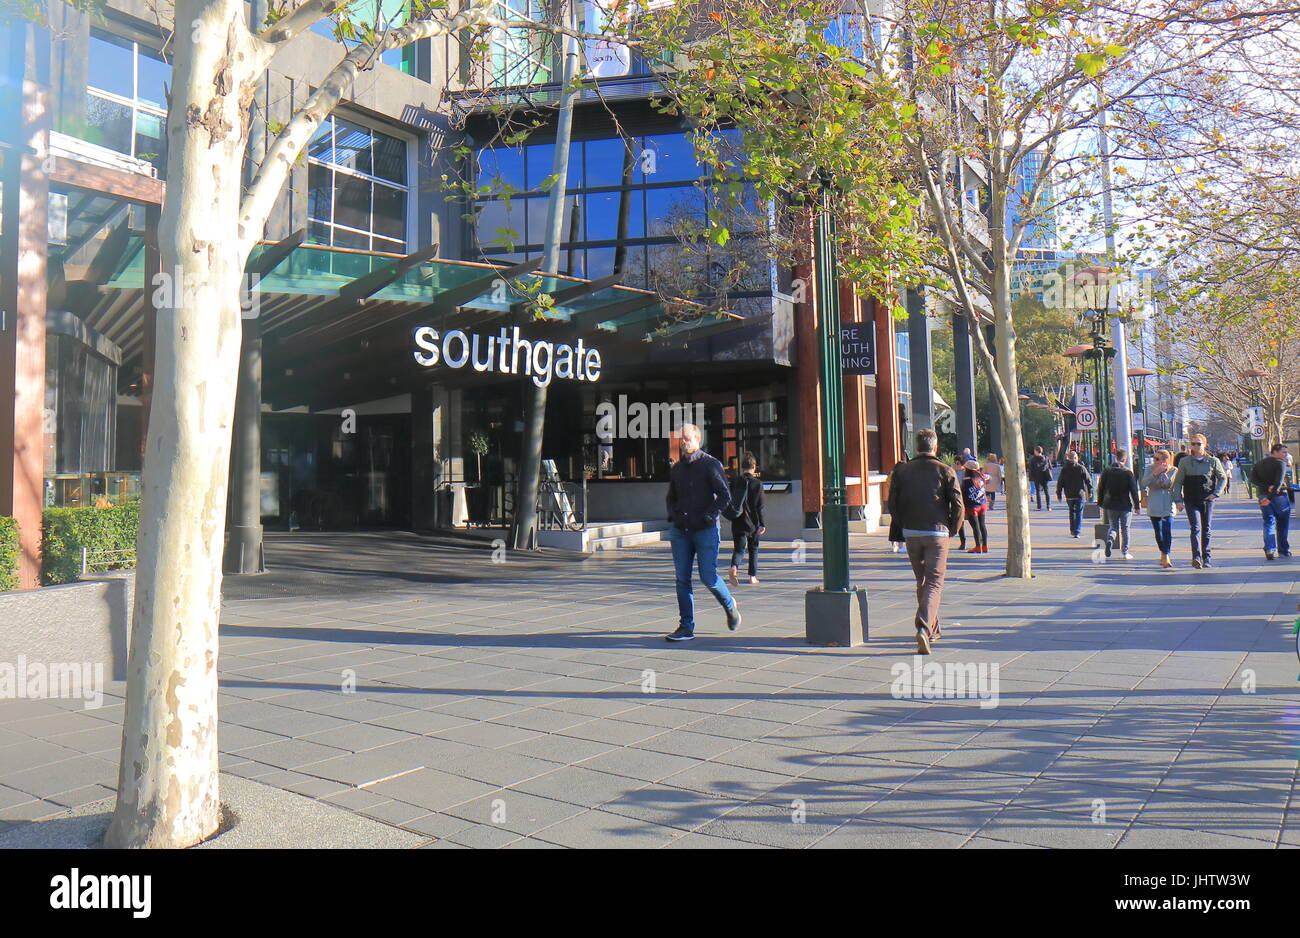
584, 189, 643, 241
476, 199, 520, 248
133, 110, 165, 171
372, 132, 406, 185
584, 137, 633, 188
526, 142, 554, 190
477, 146, 524, 192
333, 119, 372, 176
307, 119, 334, 163
84, 93, 133, 154
333, 173, 370, 230
307, 221, 331, 245
638, 133, 699, 183
136, 47, 171, 109
307, 163, 332, 222
585, 247, 615, 280
523, 196, 550, 244
372, 182, 406, 240
333, 226, 369, 250
87, 33, 133, 98
646, 186, 705, 236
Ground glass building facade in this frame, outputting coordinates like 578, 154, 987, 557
471, 129, 770, 300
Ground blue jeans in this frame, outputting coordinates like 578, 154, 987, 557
1261, 494, 1292, 554
1066, 498, 1084, 535
1149, 515, 1172, 555
1185, 499, 1213, 561
668, 525, 735, 632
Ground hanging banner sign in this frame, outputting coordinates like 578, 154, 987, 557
584, 0, 633, 78
840, 323, 876, 376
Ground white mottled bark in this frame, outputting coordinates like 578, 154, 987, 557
106, 0, 260, 849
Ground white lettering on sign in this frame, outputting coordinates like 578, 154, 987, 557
413, 326, 602, 388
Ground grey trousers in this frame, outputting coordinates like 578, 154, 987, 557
1103, 508, 1132, 553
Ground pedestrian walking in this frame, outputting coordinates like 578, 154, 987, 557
962, 460, 990, 553
663, 423, 741, 641
1028, 445, 1054, 509
1172, 433, 1227, 569
888, 429, 964, 655
1173, 443, 1189, 468
1141, 448, 1178, 568
952, 455, 970, 549
1249, 442, 1292, 560
982, 453, 1002, 510
1055, 449, 1094, 538
1097, 449, 1141, 560
727, 452, 767, 585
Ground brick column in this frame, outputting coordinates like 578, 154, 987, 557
0, 27, 50, 589
874, 295, 901, 470
793, 216, 822, 519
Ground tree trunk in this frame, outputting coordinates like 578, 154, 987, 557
106, 0, 256, 848
992, 265, 1032, 578
511, 0, 576, 551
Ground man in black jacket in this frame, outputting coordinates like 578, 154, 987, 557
1097, 450, 1141, 560
664, 423, 741, 641
1055, 450, 1094, 538
888, 429, 965, 654
1028, 445, 1054, 510
1250, 443, 1292, 560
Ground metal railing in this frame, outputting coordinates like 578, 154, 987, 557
80, 546, 138, 578
537, 477, 587, 532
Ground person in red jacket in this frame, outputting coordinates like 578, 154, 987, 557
962, 460, 990, 553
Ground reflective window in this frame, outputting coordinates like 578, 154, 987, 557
307, 115, 410, 252
81, 30, 170, 175
476, 130, 770, 292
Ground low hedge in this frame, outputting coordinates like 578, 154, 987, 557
0, 516, 18, 592
41, 504, 140, 585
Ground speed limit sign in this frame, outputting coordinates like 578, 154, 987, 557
1074, 383, 1098, 430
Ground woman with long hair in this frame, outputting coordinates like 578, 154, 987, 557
1142, 448, 1178, 568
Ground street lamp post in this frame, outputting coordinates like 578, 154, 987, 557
1244, 368, 1271, 470
804, 174, 867, 646
1128, 367, 1154, 472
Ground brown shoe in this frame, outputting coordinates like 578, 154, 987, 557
916, 627, 932, 655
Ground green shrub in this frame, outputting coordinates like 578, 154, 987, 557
41, 504, 140, 585
0, 516, 18, 592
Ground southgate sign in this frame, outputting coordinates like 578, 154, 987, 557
413, 326, 602, 389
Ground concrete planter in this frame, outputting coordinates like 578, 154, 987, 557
0, 572, 133, 681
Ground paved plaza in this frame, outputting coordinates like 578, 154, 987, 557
2, 493, 1297, 849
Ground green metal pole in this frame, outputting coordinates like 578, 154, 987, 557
814, 179, 850, 593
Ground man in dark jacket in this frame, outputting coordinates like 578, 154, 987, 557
888, 429, 965, 655
1056, 450, 1094, 538
663, 423, 741, 641
1250, 442, 1292, 560
1097, 450, 1141, 560
1172, 434, 1226, 568
1028, 445, 1054, 510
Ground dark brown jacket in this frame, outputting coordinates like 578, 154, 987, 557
888, 455, 965, 535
